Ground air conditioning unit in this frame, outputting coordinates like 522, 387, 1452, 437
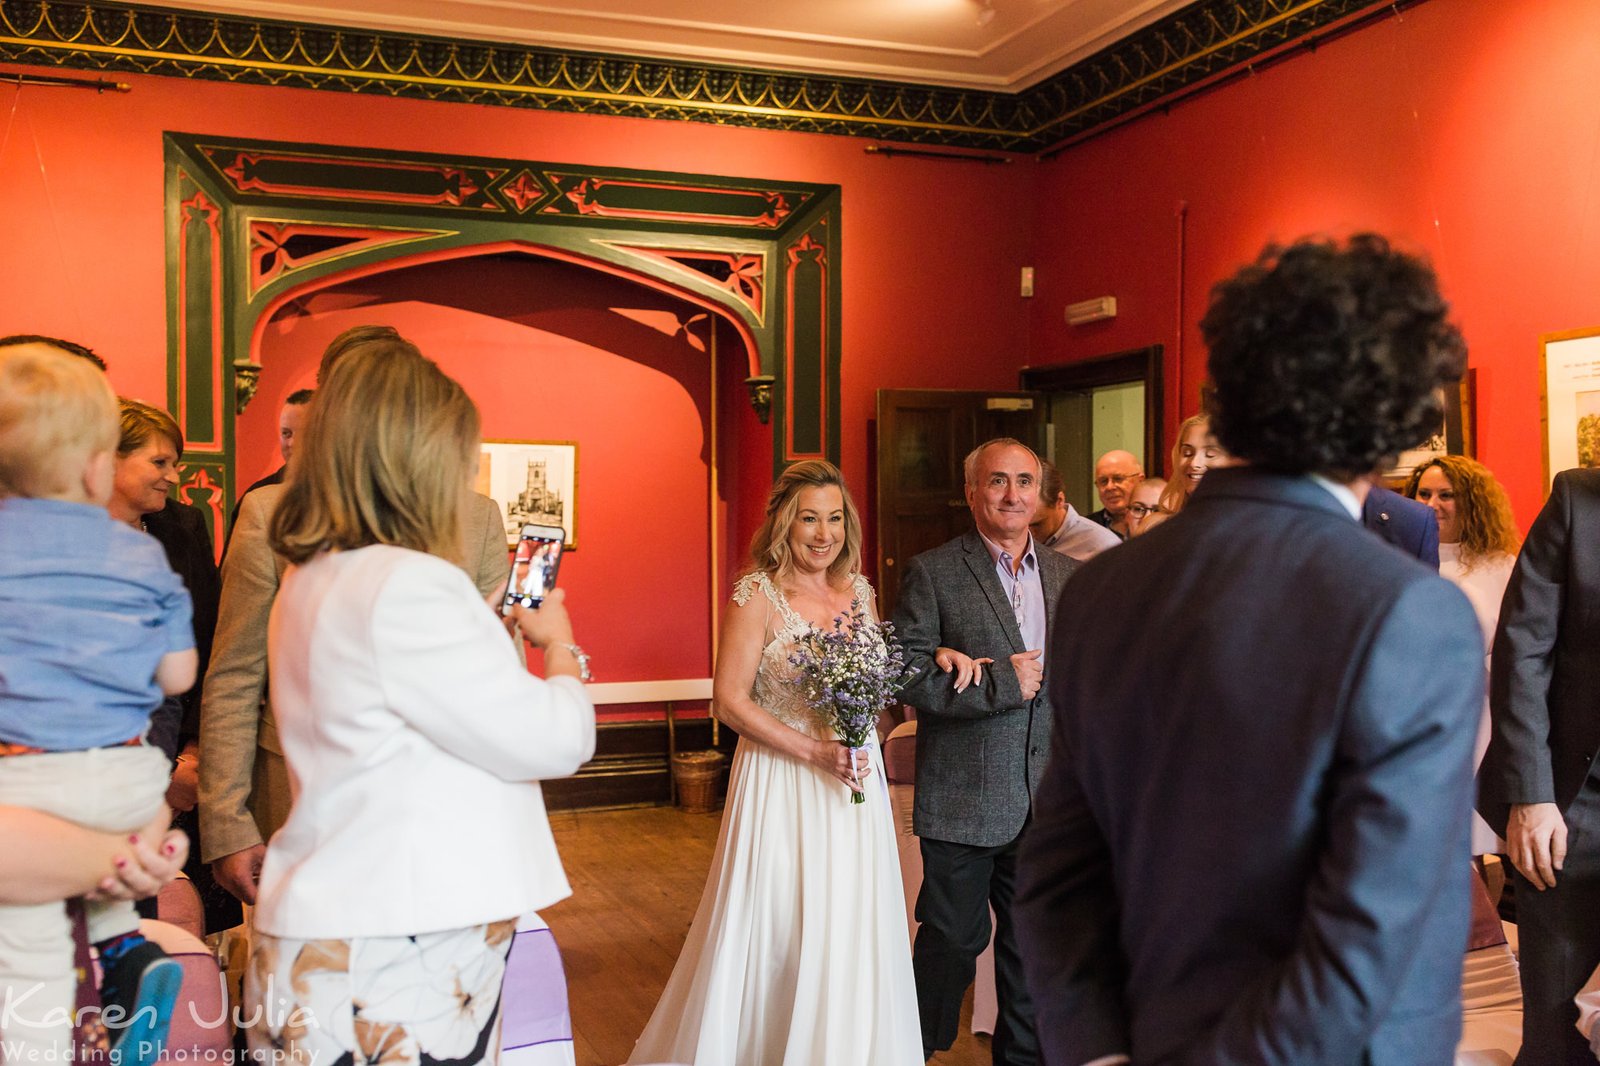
1064, 296, 1117, 326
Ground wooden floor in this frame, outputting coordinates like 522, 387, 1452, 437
545, 805, 989, 1066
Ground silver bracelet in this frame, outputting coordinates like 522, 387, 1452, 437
550, 642, 592, 682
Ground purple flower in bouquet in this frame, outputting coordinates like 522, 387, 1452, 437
788, 598, 909, 804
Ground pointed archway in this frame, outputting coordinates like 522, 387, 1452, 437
164, 133, 841, 536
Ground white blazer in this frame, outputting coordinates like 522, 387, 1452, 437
253, 544, 595, 940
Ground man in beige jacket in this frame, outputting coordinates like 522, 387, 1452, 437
199, 327, 511, 903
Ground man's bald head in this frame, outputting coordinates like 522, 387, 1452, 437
1093, 450, 1144, 518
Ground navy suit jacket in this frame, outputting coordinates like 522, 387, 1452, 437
1016, 467, 1483, 1066
1362, 483, 1439, 567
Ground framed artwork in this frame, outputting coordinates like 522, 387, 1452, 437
1541, 328, 1600, 487
1382, 371, 1475, 483
477, 440, 578, 548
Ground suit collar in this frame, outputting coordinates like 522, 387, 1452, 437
1189, 466, 1357, 522
961, 529, 1026, 654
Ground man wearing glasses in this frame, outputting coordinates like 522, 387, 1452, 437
1087, 450, 1144, 539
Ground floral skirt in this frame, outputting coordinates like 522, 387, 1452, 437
246, 919, 517, 1066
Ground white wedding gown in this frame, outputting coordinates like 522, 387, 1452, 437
628, 571, 922, 1066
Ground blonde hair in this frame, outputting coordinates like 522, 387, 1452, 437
1158, 413, 1210, 516
0, 343, 117, 497
748, 460, 863, 586
118, 398, 184, 457
269, 338, 480, 566
1403, 455, 1520, 567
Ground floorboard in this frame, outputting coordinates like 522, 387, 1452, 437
545, 806, 990, 1066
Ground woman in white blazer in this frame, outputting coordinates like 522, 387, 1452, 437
244, 336, 595, 1066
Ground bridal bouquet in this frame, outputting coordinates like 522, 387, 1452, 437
789, 598, 909, 804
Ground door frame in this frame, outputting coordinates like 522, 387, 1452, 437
1019, 345, 1165, 476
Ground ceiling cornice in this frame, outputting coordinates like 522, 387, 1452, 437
0, 0, 1414, 153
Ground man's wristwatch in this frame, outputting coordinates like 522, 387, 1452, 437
551, 642, 592, 682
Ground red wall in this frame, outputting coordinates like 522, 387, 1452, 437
9, 0, 1589, 633
243, 255, 717, 683
0, 67, 1038, 493
0, 62, 1036, 682
1028, 0, 1600, 528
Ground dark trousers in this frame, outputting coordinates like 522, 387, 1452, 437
1516, 775, 1600, 1065
913, 834, 1038, 1066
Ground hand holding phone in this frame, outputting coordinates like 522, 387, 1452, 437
504, 524, 566, 613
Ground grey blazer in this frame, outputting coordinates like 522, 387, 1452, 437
891, 529, 1077, 847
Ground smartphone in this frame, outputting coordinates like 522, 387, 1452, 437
504, 524, 566, 613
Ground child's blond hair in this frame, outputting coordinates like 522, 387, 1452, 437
0, 343, 118, 498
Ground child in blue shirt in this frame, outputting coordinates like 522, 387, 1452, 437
0, 341, 197, 1064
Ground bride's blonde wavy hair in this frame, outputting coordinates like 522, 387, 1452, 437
748, 460, 862, 585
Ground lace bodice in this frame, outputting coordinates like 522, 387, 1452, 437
732, 570, 874, 736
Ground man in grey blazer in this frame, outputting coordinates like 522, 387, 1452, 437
893, 437, 1077, 1066
1016, 235, 1483, 1066
200, 327, 510, 903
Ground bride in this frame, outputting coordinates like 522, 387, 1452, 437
628, 460, 921, 1066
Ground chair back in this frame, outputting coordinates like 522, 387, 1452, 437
883, 721, 918, 785
137, 919, 232, 1059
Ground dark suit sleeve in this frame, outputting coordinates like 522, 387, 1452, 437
891, 552, 1026, 719
1182, 579, 1481, 1065
179, 505, 221, 740
1017, 712, 1131, 1063
1483, 473, 1571, 819
1416, 505, 1440, 569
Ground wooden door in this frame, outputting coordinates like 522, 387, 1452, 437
875, 389, 1046, 617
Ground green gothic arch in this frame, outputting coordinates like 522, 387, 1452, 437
164, 132, 842, 535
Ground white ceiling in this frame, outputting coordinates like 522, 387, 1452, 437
137, 0, 1194, 90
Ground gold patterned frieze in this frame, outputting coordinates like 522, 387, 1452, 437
0, 0, 1411, 152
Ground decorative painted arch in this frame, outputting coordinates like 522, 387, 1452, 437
164, 133, 842, 534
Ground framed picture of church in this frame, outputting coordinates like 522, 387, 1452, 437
477, 440, 578, 549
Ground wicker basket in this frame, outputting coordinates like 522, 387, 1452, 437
672, 750, 726, 813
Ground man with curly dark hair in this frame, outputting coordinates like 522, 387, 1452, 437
1016, 234, 1485, 1066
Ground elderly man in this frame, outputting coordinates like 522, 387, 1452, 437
1088, 450, 1144, 539
1032, 461, 1120, 562
199, 326, 509, 904
893, 438, 1077, 1066
1017, 235, 1482, 1066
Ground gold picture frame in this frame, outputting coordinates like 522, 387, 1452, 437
477, 439, 579, 548
1540, 327, 1600, 489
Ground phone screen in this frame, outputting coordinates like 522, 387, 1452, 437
504, 525, 565, 611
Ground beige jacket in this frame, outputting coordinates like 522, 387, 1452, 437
197, 485, 510, 861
